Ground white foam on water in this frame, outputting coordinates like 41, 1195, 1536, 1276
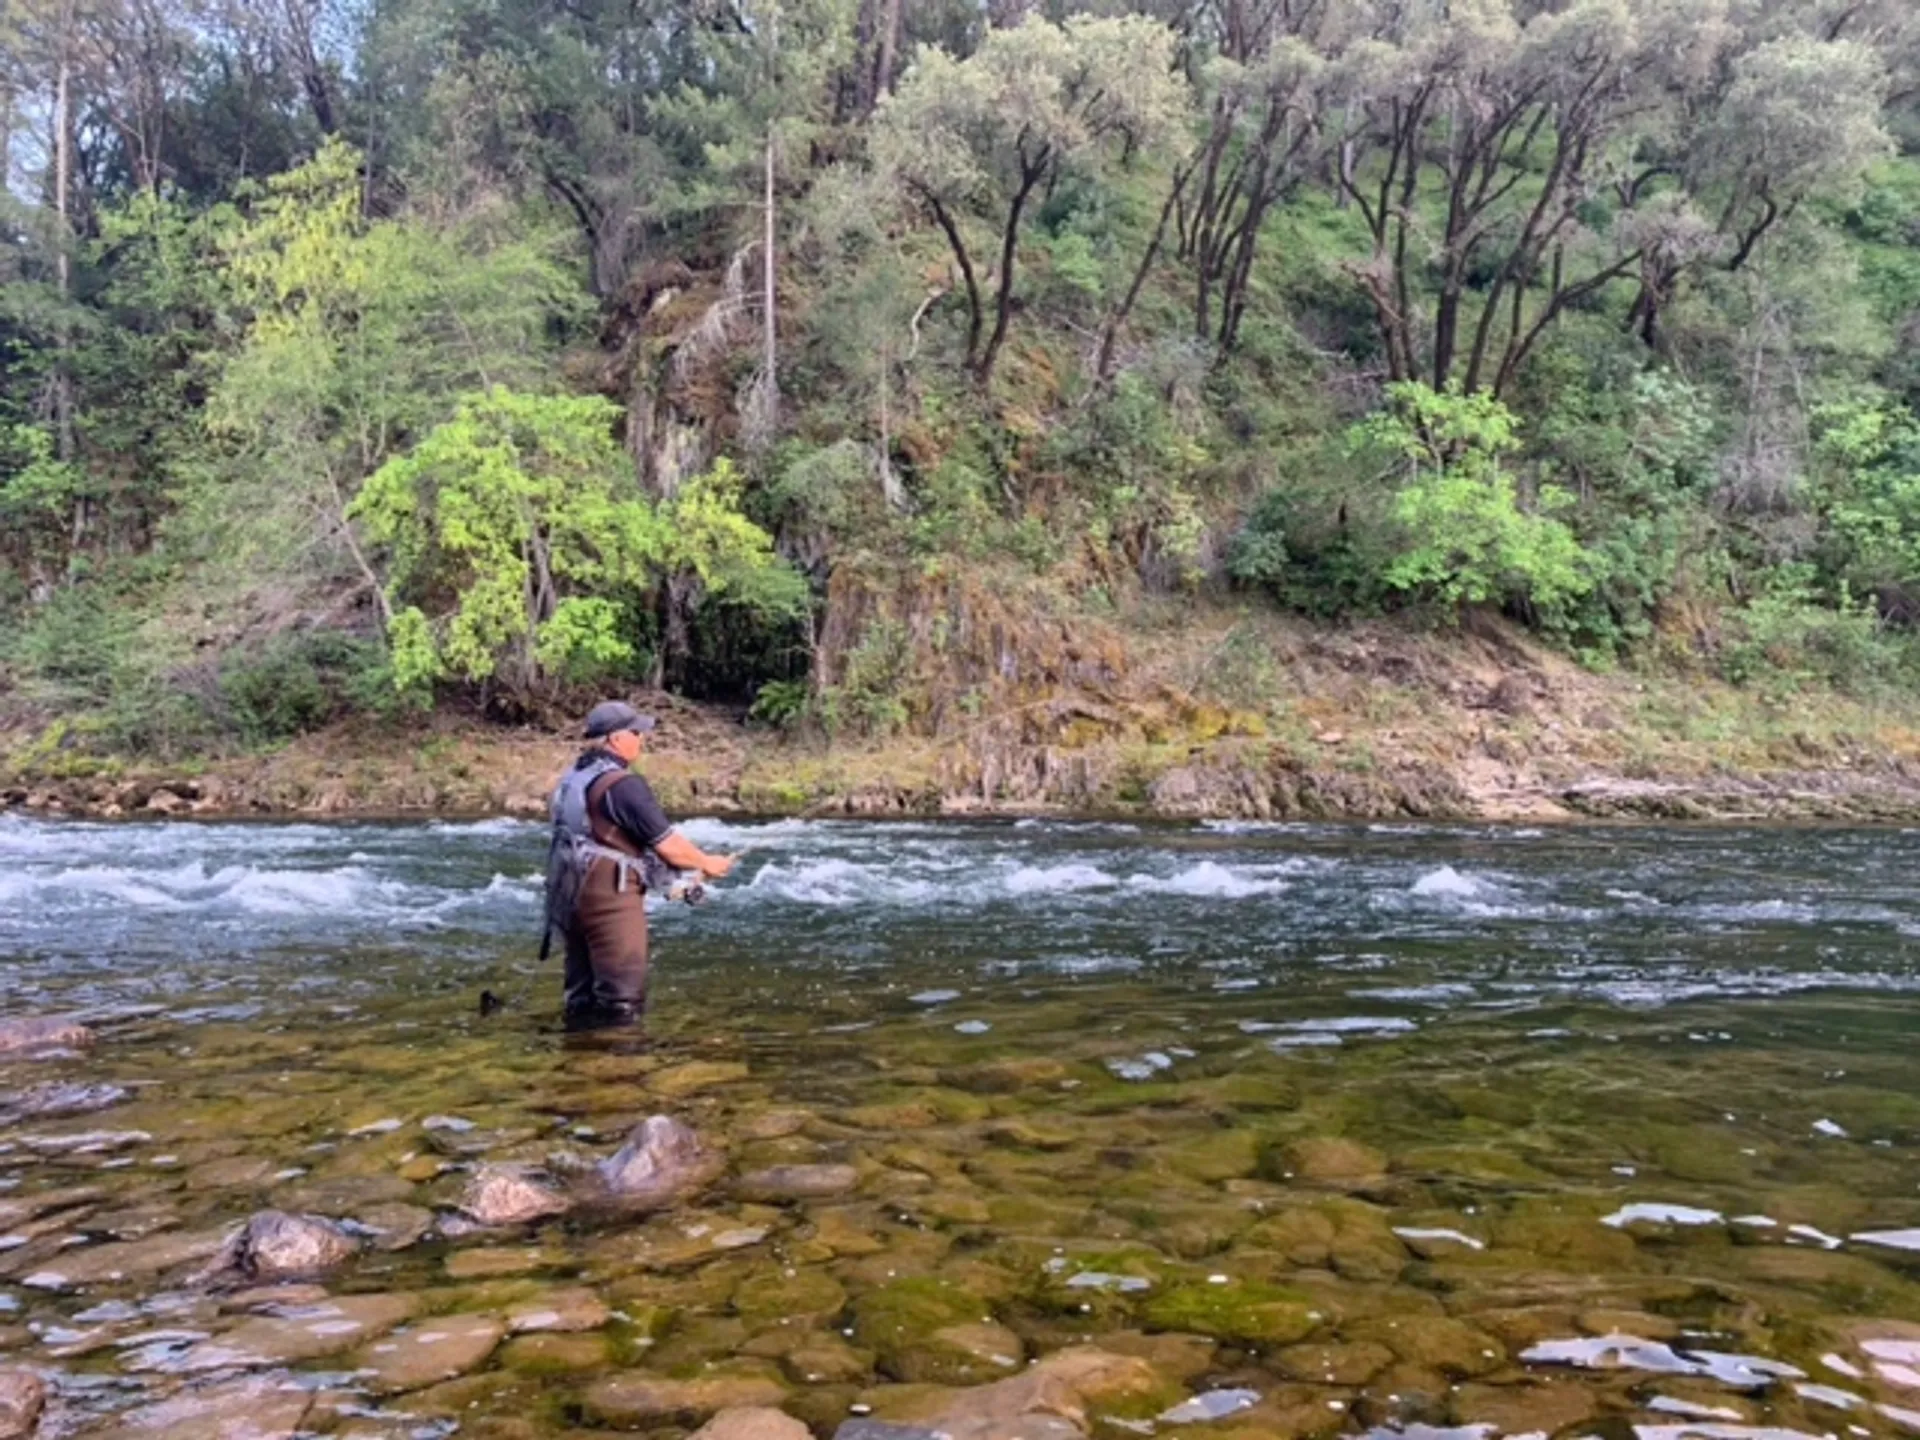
1411, 866, 1495, 899
425, 817, 540, 837
1003, 863, 1120, 895
909, 989, 961, 1005
1140, 860, 1289, 899
1602, 1203, 1724, 1229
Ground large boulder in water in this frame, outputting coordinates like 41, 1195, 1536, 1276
460, 1165, 571, 1226
596, 1115, 722, 1208
0, 1368, 46, 1440
0, 1016, 94, 1057
208, 1210, 360, 1282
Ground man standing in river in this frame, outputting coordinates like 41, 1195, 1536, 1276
544, 700, 736, 1029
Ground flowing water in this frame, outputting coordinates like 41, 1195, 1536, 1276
2, 813, 1919, 1439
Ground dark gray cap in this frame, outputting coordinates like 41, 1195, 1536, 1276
583, 700, 657, 739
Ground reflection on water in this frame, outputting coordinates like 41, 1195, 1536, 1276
1, 814, 1918, 1438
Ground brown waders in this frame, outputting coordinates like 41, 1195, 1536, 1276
561, 771, 651, 1029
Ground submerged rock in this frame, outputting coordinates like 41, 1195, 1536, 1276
178, 1292, 418, 1370
857, 1345, 1173, 1440
692, 1407, 813, 1440
0, 1017, 94, 1058
0, 1081, 127, 1125
0, 1369, 45, 1440
505, 1286, 610, 1334
597, 1115, 723, 1208
583, 1366, 789, 1426
736, 1164, 860, 1203
355, 1312, 505, 1394
459, 1165, 570, 1226
208, 1210, 359, 1283
90, 1369, 312, 1439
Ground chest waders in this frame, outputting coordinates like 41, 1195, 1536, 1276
540, 759, 677, 961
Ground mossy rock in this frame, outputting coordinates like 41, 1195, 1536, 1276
1352, 1314, 1507, 1378
1437, 1084, 1536, 1128
1161, 1127, 1266, 1184
851, 1277, 997, 1382
732, 1267, 849, 1328
1141, 1281, 1323, 1347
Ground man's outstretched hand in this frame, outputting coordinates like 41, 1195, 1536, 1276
702, 854, 738, 881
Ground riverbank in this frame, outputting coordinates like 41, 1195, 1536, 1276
8, 610, 1920, 826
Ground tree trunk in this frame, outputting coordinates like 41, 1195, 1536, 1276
871, 0, 900, 110
758, 117, 778, 443
54, 0, 78, 553
974, 159, 1045, 389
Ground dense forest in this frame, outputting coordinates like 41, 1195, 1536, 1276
3, 0, 1920, 763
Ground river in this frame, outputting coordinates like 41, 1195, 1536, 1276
1, 814, 1918, 1438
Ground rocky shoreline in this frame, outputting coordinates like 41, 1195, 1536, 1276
7, 736, 1920, 827
9, 618, 1920, 828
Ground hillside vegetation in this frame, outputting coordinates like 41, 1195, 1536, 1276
4, 0, 1920, 813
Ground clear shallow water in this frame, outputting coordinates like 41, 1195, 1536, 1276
1, 814, 1918, 1438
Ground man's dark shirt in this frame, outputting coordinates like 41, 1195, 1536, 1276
576, 749, 673, 847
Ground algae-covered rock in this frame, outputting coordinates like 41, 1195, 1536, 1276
690, 1407, 814, 1440
778, 1333, 875, 1385
505, 1286, 610, 1334
736, 1164, 860, 1202
1271, 1137, 1388, 1188
983, 1119, 1077, 1151
867, 1344, 1175, 1439
1276, 1339, 1396, 1385
355, 1312, 505, 1394
1352, 1314, 1506, 1378
943, 1057, 1071, 1093
651, 1060, 752, 1097
733, 1266, 849, 1328
1450, 1379, 1596, 1433
87, 1370, 311, 1439
178, 1292, 419, 1370
583, 1364, 788, 1426
853, 1277, 1002, 1383
499, 1329, 613, 1375
1161, 1127, 1265, 1183
1141, 1282, 1323, 1347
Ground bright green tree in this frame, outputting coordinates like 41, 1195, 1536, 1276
1354, 383, 1594, 619
349, 387, 801, 703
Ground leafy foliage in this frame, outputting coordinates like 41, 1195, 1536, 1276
349, 389, 799, 704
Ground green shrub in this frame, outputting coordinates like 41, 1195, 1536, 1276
1719, 565, 1915, 695
219, 631, 386, 744
1356, 382, 1596, 622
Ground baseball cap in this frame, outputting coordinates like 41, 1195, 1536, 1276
583, 700, 658, 739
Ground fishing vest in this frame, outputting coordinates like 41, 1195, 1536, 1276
540, 757, 672, 956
